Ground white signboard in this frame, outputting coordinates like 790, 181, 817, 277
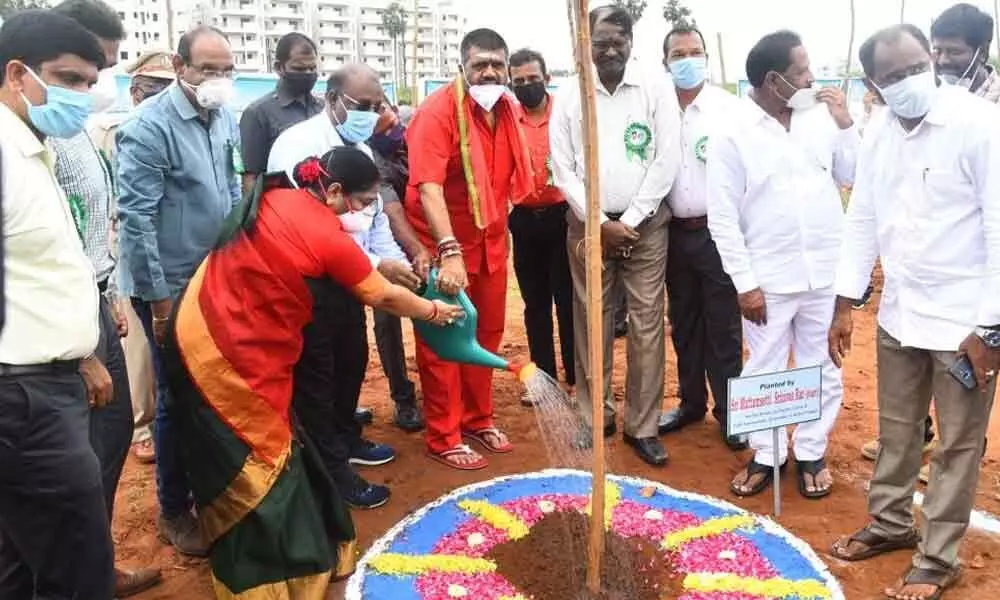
727, 366, 823, 438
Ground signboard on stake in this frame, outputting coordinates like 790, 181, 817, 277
727, 366, 823, 517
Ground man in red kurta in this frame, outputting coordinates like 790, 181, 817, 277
405, 28, 534, 470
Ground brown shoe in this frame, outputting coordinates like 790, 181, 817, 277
158, 513, 209, 557
132, 439, 156, 464
115, 567, 162, 598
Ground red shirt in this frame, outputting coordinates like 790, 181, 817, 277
404, 87, 515, 276
515, 97, 566, 208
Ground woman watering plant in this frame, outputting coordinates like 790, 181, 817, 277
160, 146, 462, 599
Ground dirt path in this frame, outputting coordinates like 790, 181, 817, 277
114, 281, 1000, 599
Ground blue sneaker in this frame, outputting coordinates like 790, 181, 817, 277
349, 439, 396, 466
343, 473, 390, 510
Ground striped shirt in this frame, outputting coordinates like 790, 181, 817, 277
51, 130, 116, 288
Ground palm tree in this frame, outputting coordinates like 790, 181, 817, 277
899, 0, 905, 23
381, 2, 407, 98
994, 0, 999, 62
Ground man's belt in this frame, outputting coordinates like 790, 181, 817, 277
0, 359, 81, 377
671, 215, 708, 231
605, 212, 624, 221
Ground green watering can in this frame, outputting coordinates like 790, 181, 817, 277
413, 269, 537, 382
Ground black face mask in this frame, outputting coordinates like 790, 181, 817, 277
282, 71, 318, 97
513, 81, 547, 109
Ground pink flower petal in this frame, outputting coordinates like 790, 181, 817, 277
415, 572, 519, 600
433, 519, 509, 558
671, 532, 778, 579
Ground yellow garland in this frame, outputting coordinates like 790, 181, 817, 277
457, 500, 531, 540
683, 573, 832, 599
454, 77, 483, 229
369, 553, 496, 576
583, 481, 622, 529
661, 514, 757, 550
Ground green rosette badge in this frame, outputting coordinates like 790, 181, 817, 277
66, 194, 88, 243
695, 135, 709, 163
624, 121, 652, 162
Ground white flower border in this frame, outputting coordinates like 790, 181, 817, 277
344, 468, 846, 600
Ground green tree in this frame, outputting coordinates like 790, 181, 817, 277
0, 0, 48, 17
613, 0, 647, 22
662, 0, 695, 28
381, 2, 407, 98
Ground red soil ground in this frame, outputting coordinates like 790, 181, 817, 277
113, 276, 1000, 599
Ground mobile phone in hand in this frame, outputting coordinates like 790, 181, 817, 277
948, 355, 978, 391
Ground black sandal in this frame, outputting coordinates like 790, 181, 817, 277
797, 458, 833, 499
885, 565, 961, 600
730, 459, 786, 497
830, 525, 920, 562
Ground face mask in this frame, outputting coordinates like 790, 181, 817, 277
668, 56, 708, 90
282, 71, 318, 97
938, 47, 980, 89
182, 77, 234, 109
20, 66, 93, 138
468, 84, 507, 111
333, 97, 379, 144
91, 69, 119, 113
776, 73, 818, 110
877, 70, 937, 120
338, 207, 375, 233
513, 81, 547, 109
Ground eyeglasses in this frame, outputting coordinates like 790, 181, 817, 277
189, 64, 235, 79
873, 62, 930, 88
341, 92, 383, 113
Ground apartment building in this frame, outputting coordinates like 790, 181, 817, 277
107, 0, 172, 64
174, 0, 465, 77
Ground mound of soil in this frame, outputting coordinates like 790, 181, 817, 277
487, 511, 682, 600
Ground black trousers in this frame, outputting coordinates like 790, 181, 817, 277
510, 204, 575, 386
293, 279, 368, 487
0, 371, 114, 599
665, 224, 743, 426
90, 293, 135, 519
372, 309, 416, 407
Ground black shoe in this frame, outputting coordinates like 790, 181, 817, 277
354, 407, 374, 426
572, 421, 617, 450
394, 403, 424, 433
624, 435, 669, 467
723, 433, 749, 451
342, 472, 390, 510
657, 407, 705, 435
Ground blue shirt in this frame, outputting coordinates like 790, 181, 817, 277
353, 204, 408, 267
116, 83, 241, 300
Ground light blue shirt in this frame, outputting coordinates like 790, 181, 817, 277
354, 206, 408, 267
116, 83, 241, 300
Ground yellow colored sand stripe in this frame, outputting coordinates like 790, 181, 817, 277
684, 573, 832, 599
369, 554, 496, 576
662, 514, 757, 550
457, 500, 531, 540
584, 481, 622, 529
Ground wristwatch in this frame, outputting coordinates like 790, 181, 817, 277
975, 326, 1000, 350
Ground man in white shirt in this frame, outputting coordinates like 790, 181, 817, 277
550, 5, 681, 467
269, 63, 423, 509
656, 26, 746, 452
829, 25, 1000, 600
707, 30, 859, 499
0, 11, 113, 598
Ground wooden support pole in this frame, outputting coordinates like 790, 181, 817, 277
567, 0, 605, 593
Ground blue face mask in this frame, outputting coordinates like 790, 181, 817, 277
668, 56, 708, 90
20, 65, 93, 138
334, 96, 379, 144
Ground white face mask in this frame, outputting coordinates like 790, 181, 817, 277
776, 74, 818, 110
183, 77, 234, 110
90, 69, 119, 113
939, 47, 980, 89
877, 70, 937, 120
339, 207, 375, 233
468, 84, 507, 112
